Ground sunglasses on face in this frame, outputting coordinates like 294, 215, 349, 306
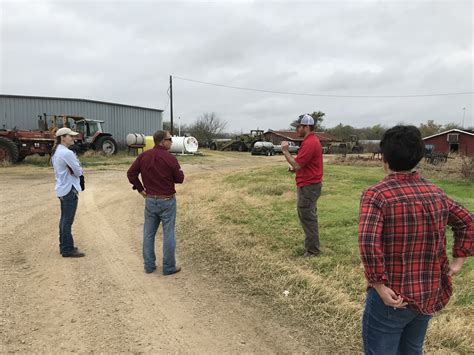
164, 138, 172, 142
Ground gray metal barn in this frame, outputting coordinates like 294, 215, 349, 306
0, 95, 163, 144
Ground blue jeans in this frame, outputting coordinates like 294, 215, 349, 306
143, 197, 177, 274
362, 288, 432, 355
58, 188, 78, 254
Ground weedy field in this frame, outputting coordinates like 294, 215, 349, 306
176, 162, 473, 353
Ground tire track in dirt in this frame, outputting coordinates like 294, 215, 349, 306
76, 168, 309, 353
79, 189, 190, 353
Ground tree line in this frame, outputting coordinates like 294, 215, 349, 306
164, 111, 472, 143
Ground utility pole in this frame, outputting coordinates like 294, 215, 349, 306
461, 107, 466, 129
170, 75, 174, 135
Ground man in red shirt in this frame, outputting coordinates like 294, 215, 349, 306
282, 114, 324, 257
359, 125, 473, 354
127, 130, 184, 275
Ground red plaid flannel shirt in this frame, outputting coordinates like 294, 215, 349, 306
359, 172, 473, 315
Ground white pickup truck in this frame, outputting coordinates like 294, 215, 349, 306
273, 141, 300, 155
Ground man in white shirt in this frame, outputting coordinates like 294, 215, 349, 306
51, 127, 85, 257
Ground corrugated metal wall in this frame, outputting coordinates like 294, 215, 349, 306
0, 95, 163, 144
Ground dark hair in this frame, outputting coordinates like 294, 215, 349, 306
153, 130, 169, 145
380, 125, 424, 171
298, 125, 315, 131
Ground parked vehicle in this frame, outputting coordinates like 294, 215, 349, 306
273, 141, 300, 155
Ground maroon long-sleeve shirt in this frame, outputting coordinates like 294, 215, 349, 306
127, 145, 184, 196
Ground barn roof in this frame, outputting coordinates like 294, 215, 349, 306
0, 94, 163, 112
423, 129, 474, 140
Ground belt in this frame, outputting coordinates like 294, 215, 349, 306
146, 194, 175, 200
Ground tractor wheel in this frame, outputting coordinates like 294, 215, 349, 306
95, 136, 118, 155
0, 137, 19, 163
237, 142, 246, 152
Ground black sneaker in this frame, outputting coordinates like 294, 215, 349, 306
303, 251, 320, 258
59, 247, 78, 255
145, 266, 157, 274
62, 249, 85, 258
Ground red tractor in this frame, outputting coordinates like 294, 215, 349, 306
0, 114, 118, 163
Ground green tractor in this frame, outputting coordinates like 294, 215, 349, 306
326, 135, 363, 154
209, 130, 265, 152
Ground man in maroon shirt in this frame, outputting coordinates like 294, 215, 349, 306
282, 114, 324, 257
359, 125, 473, 354
127, 130, 184, 275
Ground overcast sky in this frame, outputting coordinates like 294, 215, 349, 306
1, 0, 473, 132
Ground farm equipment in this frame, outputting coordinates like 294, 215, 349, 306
209, 130, 266, 152
273, 141, 300, 155
325, 135, 364, 154
66, 115, 118, 155
0, 114, 118, 163
251, 141, 275, 156
423, 144, 449, 165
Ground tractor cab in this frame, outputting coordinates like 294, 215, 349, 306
50, 114, 118, 155
72, 118, 105, 144
249, 129, 264, 137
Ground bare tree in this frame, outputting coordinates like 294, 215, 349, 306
189, 112, 227, 143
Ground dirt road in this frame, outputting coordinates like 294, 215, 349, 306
0, 155, 309, 353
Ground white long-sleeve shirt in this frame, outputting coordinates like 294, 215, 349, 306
51, 144, 83, 197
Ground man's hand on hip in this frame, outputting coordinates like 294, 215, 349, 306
140, 191, 147, 199
373, 283, 408, 309
448, 257, 465, 276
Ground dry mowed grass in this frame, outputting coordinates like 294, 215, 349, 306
176, 161, 473, 353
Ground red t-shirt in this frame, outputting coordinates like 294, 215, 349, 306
294, 133, 323, 187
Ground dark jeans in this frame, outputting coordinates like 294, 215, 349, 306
362, 288, 432, 355
297, 182, 322, 254
58, 188, 78, 255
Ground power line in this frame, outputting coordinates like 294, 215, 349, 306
161, 86, 170, 114
173, 75, 474, 99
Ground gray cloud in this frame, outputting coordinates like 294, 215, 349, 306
1, 0, 472, 132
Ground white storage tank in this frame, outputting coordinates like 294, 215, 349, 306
170, 136, 199, 154
253, 141, 274, 150
126, 133, 146, 146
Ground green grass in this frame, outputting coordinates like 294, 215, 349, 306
223, 164, 473, 291
174, 161, 473, 352
218, 164, 473, 350
16, 151, 209, 168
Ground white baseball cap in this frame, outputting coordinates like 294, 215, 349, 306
55, 127, 79, 137
291, 114, 315, 127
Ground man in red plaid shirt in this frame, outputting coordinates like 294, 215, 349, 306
359, 125, 473, 355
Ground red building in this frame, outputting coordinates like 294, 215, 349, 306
263, 130, 340, 147
423, 129, 474, 156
